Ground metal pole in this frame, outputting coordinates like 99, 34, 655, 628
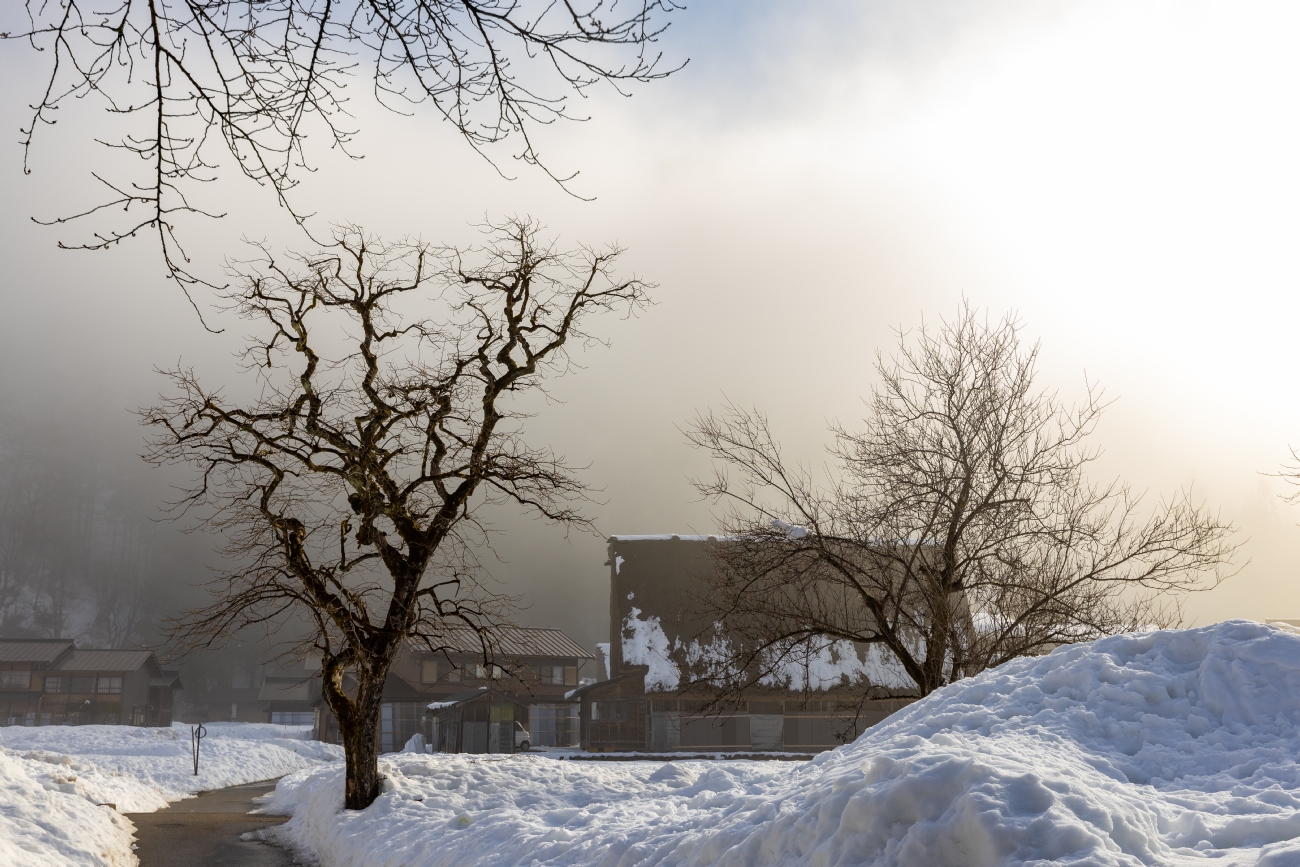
191, 723, 206, 775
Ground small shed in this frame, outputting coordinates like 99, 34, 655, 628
428, 687, 528, 754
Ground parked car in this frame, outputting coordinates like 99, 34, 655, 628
515, 720, 531, 751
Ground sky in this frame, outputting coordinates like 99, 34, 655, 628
2, 0, 1300, 659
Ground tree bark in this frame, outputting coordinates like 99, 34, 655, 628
333, 677, 385, 811
342, 718, 381, 811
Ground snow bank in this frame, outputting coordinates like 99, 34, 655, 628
0, 722, 341, 866
0, 750, 136, 867
269, 620, 1300, 866
267, 751, 794, 867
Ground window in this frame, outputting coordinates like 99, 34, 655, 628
96, 676, 123, 694
528, 703, 581, 747
44, 676, 64, 693
271, 711, 315, 725
420, 660, 439, 684
446, 666, 461, 683
472, 663, 503, 680
591, 701, 628, 722
0, 670, 31, 689
69, 676, 95, 694
539, 665, 577, 686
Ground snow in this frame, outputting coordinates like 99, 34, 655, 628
758, 637, 914, 691
771, 519, 809, 539
266, 751, 795, 867
620, 607, 681, 691
0, 722, 341, 866
684, 630, 740, 688
268, 620, 1300, 866
429, 689, 486, 711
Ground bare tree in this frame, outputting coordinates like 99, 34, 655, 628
687, 305, 1238, 699
3, 0, 682, 304
143, 217, 649, 809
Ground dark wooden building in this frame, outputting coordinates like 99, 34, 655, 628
428, 687, 529, 754
581, 535, 918, 753
0, 640, 180, 727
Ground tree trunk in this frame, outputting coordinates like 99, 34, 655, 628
341, 712, 381, 810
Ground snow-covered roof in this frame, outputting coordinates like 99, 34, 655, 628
426, 686, 496, 712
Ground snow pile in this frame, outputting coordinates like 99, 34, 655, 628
0, 722, 342, 866
270, 620, 1300, 866
0, 750, 136, 867
267, 751, 793, 866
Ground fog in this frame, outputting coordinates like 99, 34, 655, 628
2, 0, 1300, 667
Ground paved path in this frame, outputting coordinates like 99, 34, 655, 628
127, 780, 297, 867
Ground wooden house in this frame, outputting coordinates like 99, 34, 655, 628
581, 535, 918, 753
0, 640, 180, 727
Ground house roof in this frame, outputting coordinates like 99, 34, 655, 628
52, 649, 155, 673
608, 535, 722, 542
564, 668, 646, 701
257, 676, 311, 702
0, 639, 75, 663
382, 671, 433, 701
415, 625, 593, 660
427, 686, 528, 713
157, 669, 184, 690
200, 687, 264, 705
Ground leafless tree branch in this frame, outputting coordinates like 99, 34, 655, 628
686, 303, 1239, 701
142, 216, 650, 807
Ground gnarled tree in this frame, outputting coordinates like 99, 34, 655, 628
3, 0, 682, 300
144, 218, 649, 809
687, 305, 1238, 700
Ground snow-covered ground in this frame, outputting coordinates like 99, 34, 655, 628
13, 620, 1300, 866
267, 620, 1300, 866
0, 721, 341, 867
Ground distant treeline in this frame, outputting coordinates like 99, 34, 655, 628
0, 412, 201, 649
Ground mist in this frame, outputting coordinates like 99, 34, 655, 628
2, 0, 1300, 671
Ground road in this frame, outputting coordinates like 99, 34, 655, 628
127, 780, 298, 867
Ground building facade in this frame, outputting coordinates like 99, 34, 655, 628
580, 535, 918, 752
313, 625, 594, 752
428, 687, 529, 754
0, 640, 180, 727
